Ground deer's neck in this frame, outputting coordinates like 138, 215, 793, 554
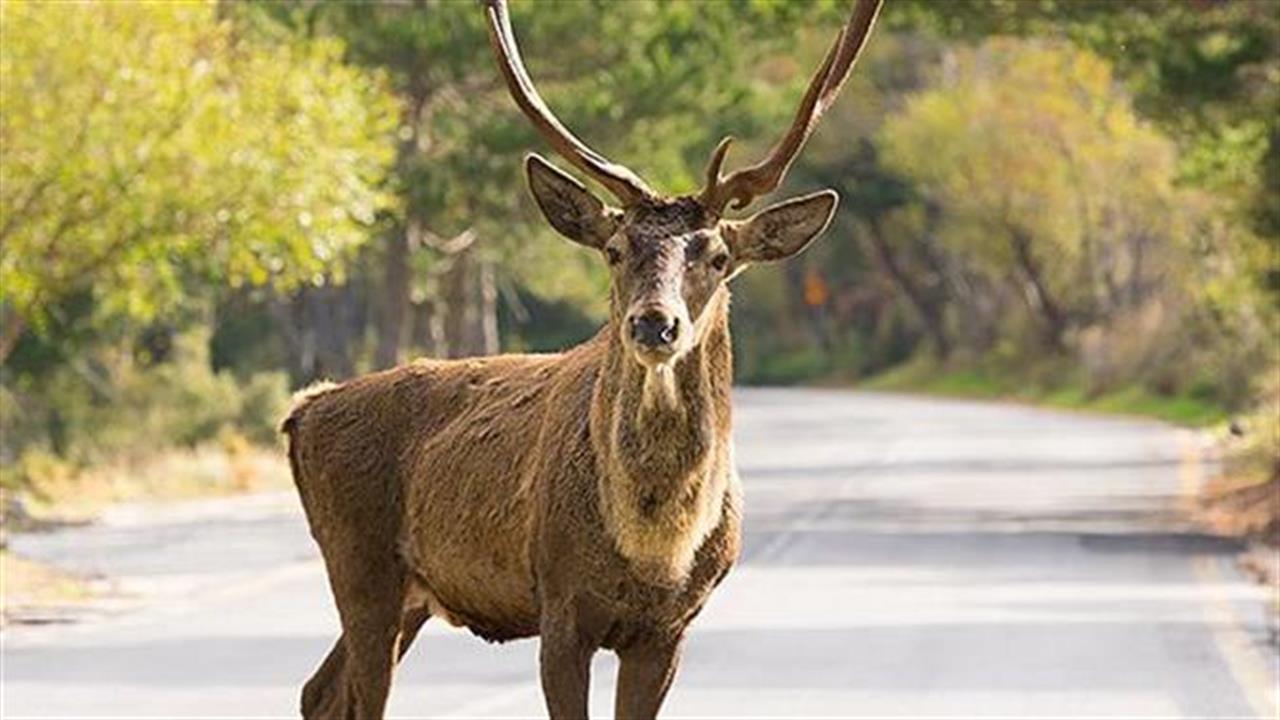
590, 289, 734, 584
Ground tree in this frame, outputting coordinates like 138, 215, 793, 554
244, 0, 853, 368
892, 0, 1279, 299
0, 1, 397, 362
880, 39, 1190, 351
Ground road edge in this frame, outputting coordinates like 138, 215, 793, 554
1179, 430, 1280, 719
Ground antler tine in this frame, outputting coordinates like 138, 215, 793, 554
481, 0, 656, 206
700, 0, 884, 215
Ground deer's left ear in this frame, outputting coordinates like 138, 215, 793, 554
725, 190, 839, 262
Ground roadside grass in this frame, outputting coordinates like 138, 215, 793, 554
1201, 385, 1280, 541
1, 435, 293, 624
862, 356, 1228, 427
0, 550, 94, 625
1200, 388, 1280, 611
2, 436, 292, 622
11, 436, 292, 524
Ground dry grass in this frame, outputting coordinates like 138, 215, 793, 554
1200, 377, 1280, 543
863, 356, 1227, 427
0, 550, 94, 626
1197, 380, 1280, 613
1, 436, 292, 624
1201, 472, 1280, 544
18, 436, 291, 523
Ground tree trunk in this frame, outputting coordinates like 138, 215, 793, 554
272, 281, 360, 384
412, 297, 445, 358
1126, 230, 1150, 307
478, 258, 500, 356
1008, 226, 1067, 351
308, 283, 356, 380
439, 249, 500, 359
441, 252, 471, 359
865, 217, 951, 359
374, 228, 411, 369
375, 86, 431, 369
268, 293, 307, 383
918, 203, 996, 353
0, 306, 26, 365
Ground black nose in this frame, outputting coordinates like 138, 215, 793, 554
630, 310, 679, 348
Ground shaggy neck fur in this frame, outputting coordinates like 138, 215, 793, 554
589, 288, 734, 585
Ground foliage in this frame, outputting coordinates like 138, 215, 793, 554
236, 0, 858, 339
1199, 373, 1280, 545
892, 0, 1280, 298
872, 38, 1268, 406
1, 329, 288, 475
864, 355, 1229, 428
882, 42, 1178, 328
0, 1, 1275, 508
0, 0, 397, 346
1, 551, 93, 619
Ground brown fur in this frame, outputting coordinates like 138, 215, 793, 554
284, 175, 837, 719
288, 1, 878, 712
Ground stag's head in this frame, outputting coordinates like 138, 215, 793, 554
483, 0, 883, 369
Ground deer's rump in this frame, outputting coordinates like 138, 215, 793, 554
285, 351, 588, 643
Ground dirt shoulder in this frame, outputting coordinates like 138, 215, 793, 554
2, 444, 293, 628
0, 550, 97, 627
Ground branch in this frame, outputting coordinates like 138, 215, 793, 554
414, 223, 477, 256
0, 305, 26, 364
0, 87, 108, 247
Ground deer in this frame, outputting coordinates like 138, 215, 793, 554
282, 0, 883, 717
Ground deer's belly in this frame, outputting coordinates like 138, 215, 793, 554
399, 517, 540, 641
402, 565, 539, 643
399, 475, 540, 642
397, 395, 546, 641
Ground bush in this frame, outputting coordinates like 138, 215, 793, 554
743, 348, 831, 386
236, 371, 291, 446
1, 329, 292, 494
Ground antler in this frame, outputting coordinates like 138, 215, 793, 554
700, 0, 885, 215
481, 0, 656, 206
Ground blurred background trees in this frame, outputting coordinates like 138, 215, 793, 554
2, 0, 1276, 498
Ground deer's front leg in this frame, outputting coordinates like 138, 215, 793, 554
539, 619, 596, 720
614, 634, 684, 720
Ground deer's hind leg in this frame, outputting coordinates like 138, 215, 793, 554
301, 559, 426, 720
287, 408, 427, 719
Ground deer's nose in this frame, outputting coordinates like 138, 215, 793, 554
629, 309, 679, 348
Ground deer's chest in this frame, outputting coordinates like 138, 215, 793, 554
535, 453, 742, 643
591, 480, 742, 646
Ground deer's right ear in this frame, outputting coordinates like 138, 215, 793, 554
525, 154, 620, 249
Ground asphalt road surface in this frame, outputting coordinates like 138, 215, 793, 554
5, 389, 1278, 718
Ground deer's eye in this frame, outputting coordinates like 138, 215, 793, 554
710, 253, 730, 272
604, 247, 622, 265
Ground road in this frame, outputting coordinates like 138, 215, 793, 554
4, 389, 1277, 718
